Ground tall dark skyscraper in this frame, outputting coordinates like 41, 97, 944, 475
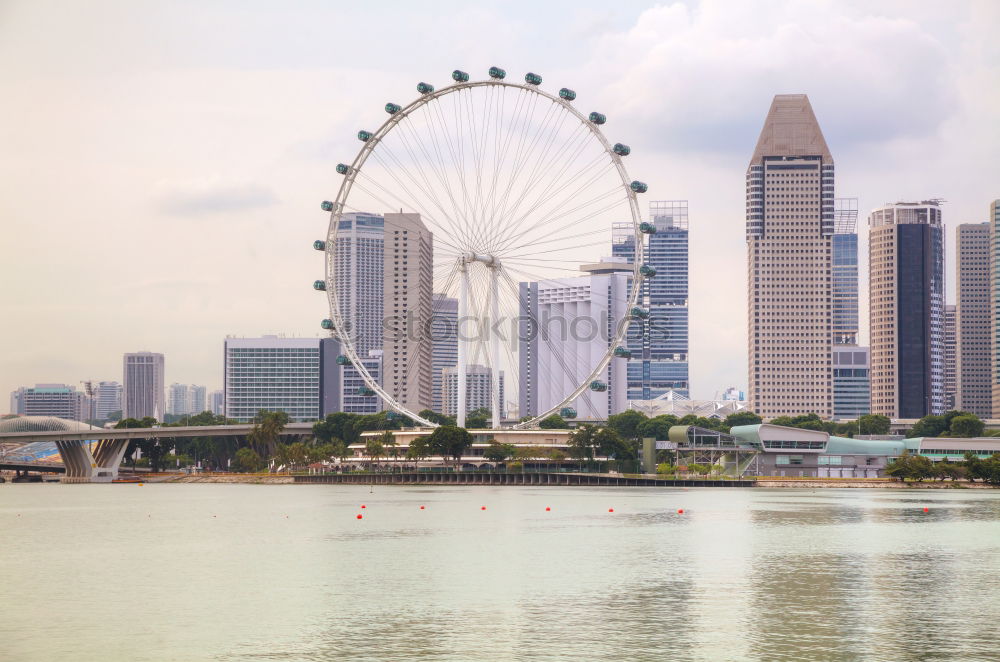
746, 94, 834, 418
612, 201, 689, 399
869, 201, 945, 418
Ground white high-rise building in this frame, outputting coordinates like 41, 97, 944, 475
123, 352, 165, 420
431, 294, 458, 413
519, 259, 630, 420
224, 336, 338, 423
209, 389, 225, 416
168, 383, 191, 416
190, 385, 207, 414
95, 381, 122, 419
442, 365, 505, 419
746, 94, 835, 419
9, 384, 90, 421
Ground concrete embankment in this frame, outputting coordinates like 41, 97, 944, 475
158, 473, 294, 484
756, 479, 996, 489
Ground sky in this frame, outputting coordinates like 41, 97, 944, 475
1, 0, 998, 408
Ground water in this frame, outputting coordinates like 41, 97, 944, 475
2, 484, 1000, 662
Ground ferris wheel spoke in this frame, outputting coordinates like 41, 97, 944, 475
501, 193, 629, 256
429, 94, 478, 241
350, 176, 467, 256
419, 100, 474, 247
491, 144, 606, 252
496, 183, 623, 255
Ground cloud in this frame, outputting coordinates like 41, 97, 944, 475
588, 1, 958, 156
154, 176, 278, 215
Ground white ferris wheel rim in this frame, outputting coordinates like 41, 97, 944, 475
322, 75, 646, 429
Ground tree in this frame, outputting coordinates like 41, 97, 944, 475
465, 408, 490, 429
885, 451, 935, 482
406, 435, 430, 470
417, 409, 456, 426
484, 441, 516, 463
106, 410, 122, 422
330, 439, 350, 467
233, 447, 264, 472
723, 411, 762, 428
364, 437, 385, 470
656, 462, 677, 475
567, 424, 598, 468
538, 414, 569, 429
607, 410, 648, 440
115, 417, 165, 471
313, 412, 360, 444
638, 415, 678, 440
427, 426, 473, 468
248, 410, 289, 460
949, 414, 985, 438
965, 452, 989, 482
858, 414, 891, 435
594, 427, 633, 461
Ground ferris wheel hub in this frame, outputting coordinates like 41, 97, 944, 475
460, 253, 500, 268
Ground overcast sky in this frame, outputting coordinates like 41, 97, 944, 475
2, 0, 998, 408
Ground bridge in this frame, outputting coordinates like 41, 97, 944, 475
0, 423, 316, 482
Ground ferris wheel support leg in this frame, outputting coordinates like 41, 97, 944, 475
490, 266, 501, 429
457, 266, 469, 428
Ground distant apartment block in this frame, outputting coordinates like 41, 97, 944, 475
431, 294, 458, 414
123, 352, 165, 420
9, 384, 90, 422
95, 381, 122, 419
944, 304, 957, 410
442, 364, 505, 419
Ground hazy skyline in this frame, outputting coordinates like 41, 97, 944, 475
2, 0, 998, 406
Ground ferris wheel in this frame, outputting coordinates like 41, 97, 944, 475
315, 67, 653, 429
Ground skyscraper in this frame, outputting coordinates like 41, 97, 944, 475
519, 259, 630, 420
123, 352, 165, 420
442, 365, 505, 419
746, 95, 834, 418
869, 201, 945, 418
209, 389, 224, 416
190, 385, 207, 414
944, 304, 957, 410
957, 222, 991, 417
831, 198, 870, 418
431, 294, 458, 413
95, 381, 122, 419
990, 200, 1000, 418
330, 212, 386, 416
383, 212, 434, 413
167, 383, 191, 416
612, 201, 690, 399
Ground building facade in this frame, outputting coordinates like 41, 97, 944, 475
123, 352, 165, 420
990, 201, 1000, 418
223, 336, 338, 422
944, 304, 957, 410
612, 201, 689, 399
956, 222, 990, 416
519, 260, 630, 420
9, 384, 90, 421
746, 94, 835, 418
95, 381, 122, 419
209, 389, 225, 416
832, 346, 870, 419
383, 213, 434, 413
442, 364, 505, 419
168, 383, 191, 416
431, 294, 458, 414
869, 201, 945, 418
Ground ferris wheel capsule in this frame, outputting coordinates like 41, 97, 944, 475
630, 306, 650, 320
639, 264, 657, 278
417, 82, 434, 95
336, 355, 350, 365
589, 381, 608, 392
559, 88, 576, 101
588, 112, 606, 125
357, 386, 375, 397
321, 319, 335, 330
313, 240, 326, 251
488, 66, 506, 79
321, 200, 334, 212
639, 222, 656, 235
630, 180, 648, 193
524, 72, 542, 85
385, 102, 402, 114
358, 130, 373, 142
613, 143, 631, 156
559, 407, 577, 419
336, 164, 351, 175
452, 70, 470, 82
613, 346, 632, 359
313, 280, 326, 291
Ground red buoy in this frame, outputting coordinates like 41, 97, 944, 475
923, 507, 929, 513
481, 506, 486, 510
677, 508, 684, 514
545, 507, 551, 511
608, 508, 614, 513
419, 505, 425, 510
361, 504, 366, 509
356, 514, 363, 519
